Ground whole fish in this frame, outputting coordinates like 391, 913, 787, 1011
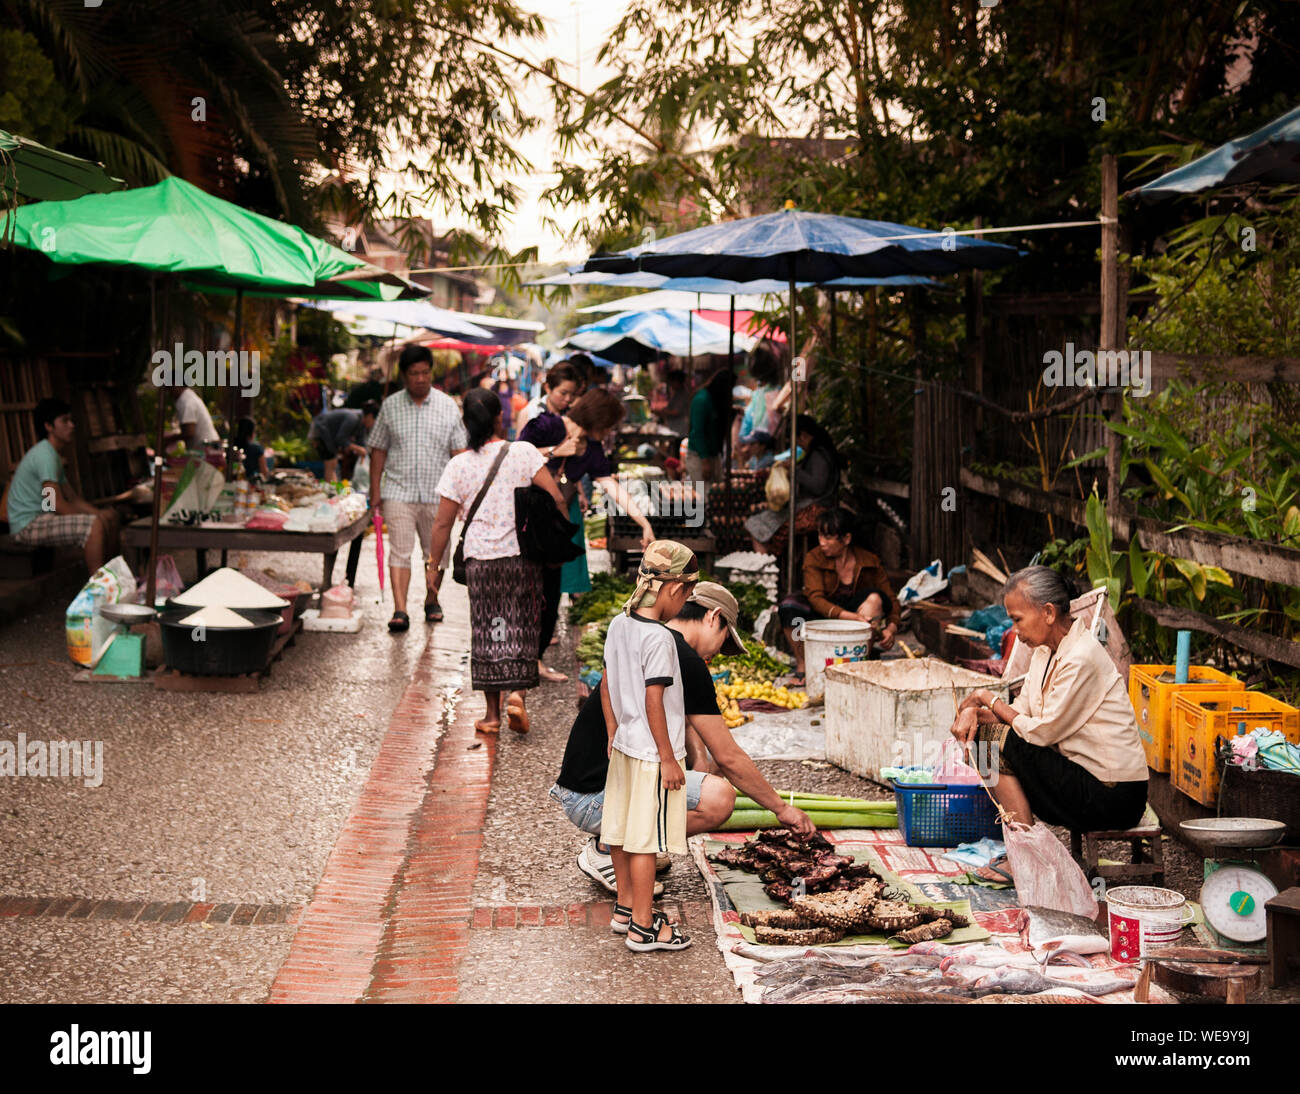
1021, 905, 1108, 959
969, 964, 1136, 997
785, 987, 972, 1004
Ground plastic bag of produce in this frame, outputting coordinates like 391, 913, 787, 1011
1004, 820, 1098, 919
764, 462, 790, 511
320, 583, 354, 619
136, 553, 184, 603
245, 508, 289, 531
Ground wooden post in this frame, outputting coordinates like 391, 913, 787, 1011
858, 290, 868, 433
971, 215, 985, 434
1101, 153, 1122, 523
145, 280, 170, 606
908, 288, 925, 569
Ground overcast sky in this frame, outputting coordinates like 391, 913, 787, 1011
483, 0, 630, 265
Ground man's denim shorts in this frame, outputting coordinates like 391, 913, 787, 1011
549, 771, 707, 837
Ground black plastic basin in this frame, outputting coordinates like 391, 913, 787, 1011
159, 608, 281, 675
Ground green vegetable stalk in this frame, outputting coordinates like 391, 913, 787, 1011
718, 809, 899, 830
734, 794, 896, 812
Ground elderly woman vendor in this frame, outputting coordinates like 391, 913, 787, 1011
950, 565, 1148, 831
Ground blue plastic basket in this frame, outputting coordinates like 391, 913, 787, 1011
891, 780, 1002, 847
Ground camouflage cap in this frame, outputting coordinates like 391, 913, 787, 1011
623, 539, 700, 613
640, 540, 700, 578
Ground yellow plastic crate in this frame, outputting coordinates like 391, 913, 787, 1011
1171, 690, 1300, 806
1128, 664, 1244, 773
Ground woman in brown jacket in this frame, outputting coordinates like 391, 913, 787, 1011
777, 508, 899, 682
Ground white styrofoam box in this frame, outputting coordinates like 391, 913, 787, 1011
301, 608, 364, 633
824, 658, 1011, 784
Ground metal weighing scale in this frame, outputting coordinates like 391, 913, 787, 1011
1180, 818, 1287, 949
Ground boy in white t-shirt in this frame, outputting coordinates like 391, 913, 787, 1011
599, 540, 700, 952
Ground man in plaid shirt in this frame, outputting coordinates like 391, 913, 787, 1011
368, 345, 468, 631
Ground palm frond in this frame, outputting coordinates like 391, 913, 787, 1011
66, 125, 171, 186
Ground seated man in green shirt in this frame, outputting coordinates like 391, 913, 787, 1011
5, 399, 119, 572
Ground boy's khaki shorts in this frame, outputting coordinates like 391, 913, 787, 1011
600, 749, 687, 855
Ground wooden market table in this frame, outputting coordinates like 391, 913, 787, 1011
613, 428, 683, 464
121, 511, 369, 589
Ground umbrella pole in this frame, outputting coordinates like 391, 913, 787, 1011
725, 295, 734, 505
787, 264, 798, 596
228, 287, 244, 480
146, 278, 170, 606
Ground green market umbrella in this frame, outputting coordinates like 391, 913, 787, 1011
1, 176, 426, 600
0, 175, 420, 299
0, 129, 125, 205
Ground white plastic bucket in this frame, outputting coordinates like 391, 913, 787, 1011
1107, 885, 1195, 963
804, 619, 874, 701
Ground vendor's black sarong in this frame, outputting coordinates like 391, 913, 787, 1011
467, 554, 542, 693
977, 723, 1147, 831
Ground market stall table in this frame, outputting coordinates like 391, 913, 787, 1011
122, 511, 369, 590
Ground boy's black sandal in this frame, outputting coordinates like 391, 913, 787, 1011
611, 903, 632, 935
626, 911, 691, 952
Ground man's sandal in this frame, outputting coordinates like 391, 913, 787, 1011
388, 611, 410, 633
610, 903, 632, 935
626, 911, 691, 953
424, 599, 443, 623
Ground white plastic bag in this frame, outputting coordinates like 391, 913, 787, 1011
898, 559, 948, 605
1003, 820, 1099, 919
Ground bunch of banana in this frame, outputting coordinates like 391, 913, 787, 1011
714, 684, 750, 728
716, 679, 808, 710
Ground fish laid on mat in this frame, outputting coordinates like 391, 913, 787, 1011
786, 988, 972, 1004
973, 993, 1099, 1004
944, 963, 1135, 997
1020, 905, 1109, 958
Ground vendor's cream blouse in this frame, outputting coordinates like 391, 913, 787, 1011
1009, 616, 1149, 784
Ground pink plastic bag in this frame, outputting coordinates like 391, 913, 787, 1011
137, 554, 183, 603
935, 738, 983, 785
1003, 820, 1098, 919
245, 509, 289, 531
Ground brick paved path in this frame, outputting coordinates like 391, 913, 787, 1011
267, 582, 736, 1005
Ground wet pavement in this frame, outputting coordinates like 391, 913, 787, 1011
0, 539, 430, 1003
2, 539, 1282, 1005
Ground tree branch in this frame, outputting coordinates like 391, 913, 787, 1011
952, 384, 1100, 422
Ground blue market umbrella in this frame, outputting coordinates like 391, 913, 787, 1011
578, 208, 1017, 281
562, 308, 756, 365
578, 209, 1016, 588
528, 269, 939, 293
1135, 103, 1300, 201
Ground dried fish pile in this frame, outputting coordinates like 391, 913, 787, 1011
711, 829, 969, 945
